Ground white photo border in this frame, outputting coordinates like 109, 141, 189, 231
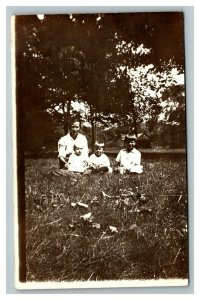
6, 3, 195, 295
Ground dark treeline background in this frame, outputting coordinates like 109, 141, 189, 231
15, 12, 186, 152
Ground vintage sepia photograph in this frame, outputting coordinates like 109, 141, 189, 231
13, 12, 188, 288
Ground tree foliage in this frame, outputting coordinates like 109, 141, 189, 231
15, 12, 185, 150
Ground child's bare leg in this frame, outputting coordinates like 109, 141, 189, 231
53, 169, 71, 176
83, 169, 93, 175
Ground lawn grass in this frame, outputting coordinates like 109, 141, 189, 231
25, 157, 188, 282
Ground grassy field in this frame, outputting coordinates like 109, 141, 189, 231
25, 157, 188, 282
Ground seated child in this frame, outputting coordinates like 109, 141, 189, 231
116, 134, 143, 174
66, 142, 89, 173
89, 141, 112, 174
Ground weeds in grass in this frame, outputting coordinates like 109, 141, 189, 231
25, 158, 188, 281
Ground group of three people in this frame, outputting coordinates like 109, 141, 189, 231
58, 119, 143, 175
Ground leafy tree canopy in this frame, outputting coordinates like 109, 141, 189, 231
15, 12, 185, 149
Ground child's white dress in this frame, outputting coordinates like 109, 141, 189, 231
116, 148, 143, 174
68, 153, 89, 173
89, 153, 112, 173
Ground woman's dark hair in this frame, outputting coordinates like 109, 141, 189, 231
124, 134, 137, 143
69, 117, 81, 127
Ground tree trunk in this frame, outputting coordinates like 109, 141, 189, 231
90, 105, 96, 152
130, 93, 138, 137
132, 110, 138, 137
63, 100, 71, 134
91, 117, 96, 152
